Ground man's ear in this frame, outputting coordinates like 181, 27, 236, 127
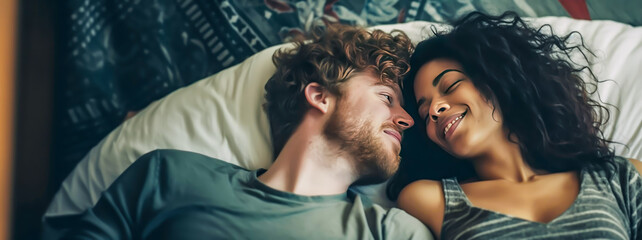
304, 82, 333, 114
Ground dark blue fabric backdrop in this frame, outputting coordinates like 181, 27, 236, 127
53, 0, 641, 185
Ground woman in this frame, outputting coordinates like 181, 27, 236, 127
387, 12, 642, 239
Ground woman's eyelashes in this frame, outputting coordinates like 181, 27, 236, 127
444, 79, 463, 93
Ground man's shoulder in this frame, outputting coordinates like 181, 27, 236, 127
142, 149, 245, 167
350, 194, 433, 239
137, 149, 249, 177
383, 207, 435, 239
135, 150, 253, 198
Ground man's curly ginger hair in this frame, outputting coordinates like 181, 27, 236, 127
264, 24, 413, 156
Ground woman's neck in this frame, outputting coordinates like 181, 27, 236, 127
470, 140, 540, 182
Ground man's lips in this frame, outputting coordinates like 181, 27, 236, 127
384, 129, 402, 143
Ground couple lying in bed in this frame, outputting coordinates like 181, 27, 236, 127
45, 12, 642, 239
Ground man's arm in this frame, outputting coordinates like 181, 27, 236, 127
43, 150, 162, 239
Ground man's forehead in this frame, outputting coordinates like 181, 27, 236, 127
346, 71, 404, 101
352, 70, 401, 88
374, 80, 401, 93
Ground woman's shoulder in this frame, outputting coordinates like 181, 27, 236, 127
398, 180, 444, 202
612, 156, 642, 181
397, 179, 445, 212
627, 158, 642, 174
397, 179, 446, 238
586, 156, 640, 176
581, 156, 642, 194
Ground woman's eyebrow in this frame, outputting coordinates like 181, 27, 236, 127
433, 69, 463, 87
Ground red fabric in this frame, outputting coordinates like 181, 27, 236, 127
323, 0, 340, 21
558, 0, 591, 20
264, 0, 294, 13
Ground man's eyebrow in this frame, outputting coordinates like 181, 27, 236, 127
432, 69, 463, 87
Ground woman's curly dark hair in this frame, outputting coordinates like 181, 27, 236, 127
387, 11, 615, 200
264, 23, 413, 157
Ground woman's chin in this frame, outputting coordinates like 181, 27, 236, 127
446, 143, 476, 159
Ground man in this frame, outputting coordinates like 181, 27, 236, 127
45, 24, 432, 239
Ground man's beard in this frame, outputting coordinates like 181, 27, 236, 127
323, 101, 401, 185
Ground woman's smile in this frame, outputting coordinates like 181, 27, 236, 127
438, 109, 467, 141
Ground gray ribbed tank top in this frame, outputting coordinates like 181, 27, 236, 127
440, 156, 641, 240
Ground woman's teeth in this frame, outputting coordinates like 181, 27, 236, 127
444, 114, 464, 135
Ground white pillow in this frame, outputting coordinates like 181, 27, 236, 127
45, 18, 642, 217
532, 17, 642, 160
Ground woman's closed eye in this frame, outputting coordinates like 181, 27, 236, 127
444, 79, 464, 93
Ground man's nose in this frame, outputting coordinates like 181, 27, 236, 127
394, 108, 414, 130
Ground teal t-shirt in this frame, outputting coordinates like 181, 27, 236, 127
46, 149, 432, 240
